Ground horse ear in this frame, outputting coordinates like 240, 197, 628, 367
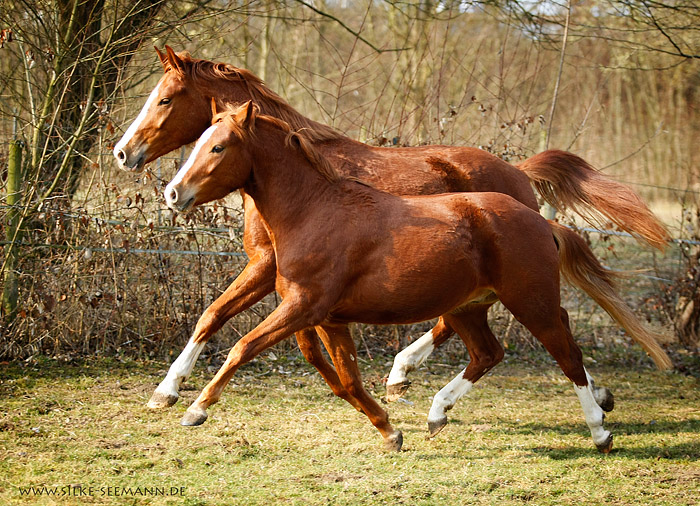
210, 98, 218, 121
164, 45, 184, 74
234, 100, 256, 130
155, 46, 167, 69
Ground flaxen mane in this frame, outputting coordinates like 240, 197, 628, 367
170, 53, 342, 144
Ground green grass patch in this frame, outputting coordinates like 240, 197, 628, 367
0, 355, 698, 505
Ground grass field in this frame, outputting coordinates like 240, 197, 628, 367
0, 350, 698, 506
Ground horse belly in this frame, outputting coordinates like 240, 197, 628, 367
331, 257, 481, 325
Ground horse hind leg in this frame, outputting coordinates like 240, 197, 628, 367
386, 317, 454, 402
426, 307, 504, 438
587, 370, 614, 412
554, 308, 614, 450
573, 376, 614, 453
504, 296, 613, 453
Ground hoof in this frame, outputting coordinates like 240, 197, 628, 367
595, 434, 614, 454
384, 431, 403, 452
147, 391, 179, 410
427, 416, 447, 439
593, 387, 614, 413
180, 408, 208, 426
386, 381, 411, 403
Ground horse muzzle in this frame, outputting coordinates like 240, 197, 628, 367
164, 184, 195, 213
113, 143, 147, 173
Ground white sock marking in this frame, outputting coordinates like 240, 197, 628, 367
387, 330, 435, 386
114, 82, 162, 157
573, 367, 610, 446
428, 368, 473, 423
153, 337, 206, 399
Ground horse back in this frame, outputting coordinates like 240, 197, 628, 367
317, 141, 539, 211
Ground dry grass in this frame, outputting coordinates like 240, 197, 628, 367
0, 353, 698, 505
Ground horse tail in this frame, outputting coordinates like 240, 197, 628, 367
518, 150, 669, 251
550, 221, 673, 370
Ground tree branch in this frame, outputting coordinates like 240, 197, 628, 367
291, 0, 409, 53
642, 0, 700, 59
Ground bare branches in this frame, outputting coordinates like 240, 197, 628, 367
640, 0, 699, 59
291, 0, 409, 53
502, 0, 700, 61
1, 0, 699, 351
545, 0, 571, 150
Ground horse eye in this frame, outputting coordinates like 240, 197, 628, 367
158, 98, 171, 106
211, 145, 224, 153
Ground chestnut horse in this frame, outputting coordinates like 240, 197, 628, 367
114, 47, 671, 419
163, 102, 625, 452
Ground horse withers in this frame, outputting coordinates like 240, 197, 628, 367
162, 102, 616, 453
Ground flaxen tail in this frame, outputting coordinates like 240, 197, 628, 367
550, 221, 673, 370
519, 150, 670, 250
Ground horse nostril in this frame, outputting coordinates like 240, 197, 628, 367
166, 187, 178, 204
116, 149, 126, 162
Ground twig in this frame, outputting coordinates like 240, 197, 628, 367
292, 0, 408, 54
545, 0, 572, 150
601, 122, 664, 171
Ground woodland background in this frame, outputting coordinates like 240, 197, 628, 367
1, 0, 699, 364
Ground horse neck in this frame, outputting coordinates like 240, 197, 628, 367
243, 125, 338, 231
197, 77, 343, 143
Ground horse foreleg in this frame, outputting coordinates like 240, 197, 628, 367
181, 298, 312, 426
386, 317, 454, 402
316, 323, 403, 452
295, 328, 365, 415
147, 250, 276, 409
148, 338, 207, 409
426, 308, 504, 437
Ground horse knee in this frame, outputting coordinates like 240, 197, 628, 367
431, 318, 454, 347
193, 309, 222, 343
491, 346, 505, 368
343, 381, 362, 399
466, 345, 503, 381
339, 376, 372, 402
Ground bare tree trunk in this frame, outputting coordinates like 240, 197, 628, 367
2, 141, 23, 322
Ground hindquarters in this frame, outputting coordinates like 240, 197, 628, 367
346, 144, 540, 209
458, 193, 562, 302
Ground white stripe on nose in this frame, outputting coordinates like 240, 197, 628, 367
113, 81, 162, 158
164, 124, 218, 208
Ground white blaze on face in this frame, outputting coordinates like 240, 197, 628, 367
164, 124, 218, 205
113, 81, 162, 157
